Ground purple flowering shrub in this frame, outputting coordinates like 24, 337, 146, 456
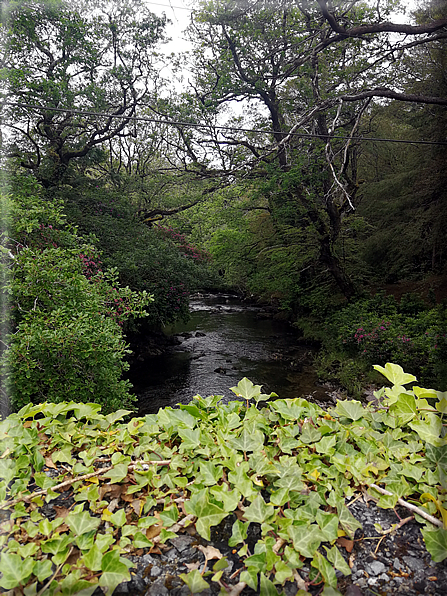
325, 293, 446, 389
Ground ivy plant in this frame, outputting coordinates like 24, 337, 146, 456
0, 363, 446, 595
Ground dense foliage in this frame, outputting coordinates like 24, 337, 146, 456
0, 365, 446, 594
59, 180, 216, 327
0, 175, 151, 414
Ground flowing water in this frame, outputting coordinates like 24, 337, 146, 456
130, 293, 330, 415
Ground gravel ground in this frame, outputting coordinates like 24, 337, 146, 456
103, 496, 447, 596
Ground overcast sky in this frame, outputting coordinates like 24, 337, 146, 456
145, 0, 418, 55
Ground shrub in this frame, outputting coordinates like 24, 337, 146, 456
1, 175, 151, 413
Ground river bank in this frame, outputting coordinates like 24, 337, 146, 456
124, 293, 343, 417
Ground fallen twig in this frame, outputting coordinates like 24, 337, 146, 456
36, 547, 74, 596
369, 483, 443, 528
1, 459, 171, 509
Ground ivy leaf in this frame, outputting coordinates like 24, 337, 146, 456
287, 524, 323, 558
244, 552, 267, 573
336, 503, 362, 539
243, 494, 275, 524
159, 505, 179, 528
210, 485, 241, 512
334, 400, 364, 421
316, 511, 339, 542
178, 428, 201, 450
311, 551, 338, 588
324, 546, 351, 576
230, 377, 263, 401
373, 363, 417, 386
59, 570, 98, 596
99, 550, 132, 593
228, 520, 249, 547
270, 399, 306, 421
200, 460, 223, 486
240, 568, 258, 590
83, 544, 103, 572
421, 528, 447, 562
229, 428, 264, 452
109, 509, 127, 528
390, 394, 417, 424
274, 560, 294, 584
73, 403, 103, 420
184, 489, 228, 541
259, 572, 280, 595
409, 414, 446, 447
101, 463, 129, 483
133, 531, 154, 548
105, 410, 133, 425
300, 422, 321, 444
228, 461, 256, 498
0, 552, 35, 590
179, 569, 210, 594
33, 559, 53, 582
66, 510, 101, 535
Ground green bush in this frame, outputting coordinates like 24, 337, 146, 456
1, 175, 151, 412
321, 293, 447, 390
60, 182, 216, 326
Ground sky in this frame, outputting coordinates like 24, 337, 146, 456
144, 0, 419, 56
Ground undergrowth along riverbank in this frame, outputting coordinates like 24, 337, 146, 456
0, 364, 446, 595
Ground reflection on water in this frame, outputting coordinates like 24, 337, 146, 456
130, 294, 328, 415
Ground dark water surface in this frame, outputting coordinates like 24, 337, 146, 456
130, 294, 328, 415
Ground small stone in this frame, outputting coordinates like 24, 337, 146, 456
368, 560, 386, 576
403, 556, 425, 572
165, 548, 178, 562
345, 586, 364, 596
393, 558, 402, 571
379, 573, 389, 582
150, 566, 163, 578
170, 535, 195, 553
146, 580, 169, 596
356, 577, 367, 588
367, 577, 378, 586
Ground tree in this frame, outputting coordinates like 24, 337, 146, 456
358, 0, 447, 279
1, 0, 168, 187
167, 0, 447, 300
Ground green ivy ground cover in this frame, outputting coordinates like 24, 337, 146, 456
0, 364, 446, 595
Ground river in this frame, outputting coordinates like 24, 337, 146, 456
129, 293, 331, 415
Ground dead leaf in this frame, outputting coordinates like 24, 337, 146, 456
293, 569, 307, 591
57, 523, 69, 533
44, 456, 57, 469
348, 553, 356, 569
53, 506, 71, 519
185, 562, 201, 571
107, 498, 120, 513
99, 484, 126, 500
197, 545, 223, 560
223, 582, 247, 596
146, 525, 162, 540
149, 546, 162, 555
65, 548, 81, 566
131, 500, 143, 516
23, 421, 33, 428
337, 537, 354, 553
